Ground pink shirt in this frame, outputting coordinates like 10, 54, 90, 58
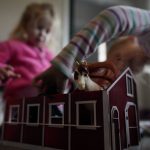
0, 39, 54, 100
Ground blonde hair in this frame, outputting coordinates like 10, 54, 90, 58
10, 2, 54, 41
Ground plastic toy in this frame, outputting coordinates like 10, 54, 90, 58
74, 60, 119, 90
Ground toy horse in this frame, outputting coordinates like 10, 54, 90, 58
74, 61, 102, 91
74, 60, 119, 91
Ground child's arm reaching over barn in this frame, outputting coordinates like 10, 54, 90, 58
33, 5, 150, 93
107, 36, 150, 74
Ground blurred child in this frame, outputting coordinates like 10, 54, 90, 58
0, 2, 55, 102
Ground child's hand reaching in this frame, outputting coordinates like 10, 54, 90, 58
0, 65, 21, 84
107, 36, 149, 74
33, 66, 68, 94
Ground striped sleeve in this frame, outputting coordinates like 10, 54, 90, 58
51, 5, 150, 79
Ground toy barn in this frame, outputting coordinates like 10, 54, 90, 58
1, 67, 140, 150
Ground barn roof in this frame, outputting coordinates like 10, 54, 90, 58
106, 67, 136, 93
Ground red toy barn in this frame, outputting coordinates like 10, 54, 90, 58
1, 68, 140, 150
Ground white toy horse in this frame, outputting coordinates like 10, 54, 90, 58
74, 60, 119, 91
74, 61, 102, 91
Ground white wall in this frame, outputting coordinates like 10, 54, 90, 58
0, 0, 70, 54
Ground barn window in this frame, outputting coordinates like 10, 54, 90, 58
49, 103, 64, 125
9, 105, 19, 123
27, 104, 40, 124
76, 101, 96, 127
126, 74, 134, 97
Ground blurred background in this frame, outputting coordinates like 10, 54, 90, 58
0, 0, 150, 149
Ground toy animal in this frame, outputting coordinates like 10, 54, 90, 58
74, 61, 102, 91
74, 60, 119, 91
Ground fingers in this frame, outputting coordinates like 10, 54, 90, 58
5, 65, 21, 78
0, 65, 21, 82
5, 65, 14, 71
0, 67, 11, 81
7, 70, 21, 78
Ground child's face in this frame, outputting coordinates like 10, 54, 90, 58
26, 12, 53, 48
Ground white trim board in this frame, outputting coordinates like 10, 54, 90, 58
107, 67, 136, 94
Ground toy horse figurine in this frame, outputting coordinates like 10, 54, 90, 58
74, 61, 102, 91
74, 60, 119, 91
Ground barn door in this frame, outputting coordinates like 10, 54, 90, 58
125, 102, 139, 147
111, 106, 121, 150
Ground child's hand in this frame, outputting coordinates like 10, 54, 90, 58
107, 36, 149, 74
33, 66, 68, 94
0, 65, 21, 83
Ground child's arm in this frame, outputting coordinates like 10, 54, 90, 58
0, 42, 20, 85
51, 5, 150, 79
0, 65, 20, 85
34, 5, 150, 92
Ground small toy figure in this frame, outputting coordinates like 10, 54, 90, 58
74, 60, 119, 91
74, 61, 102, 91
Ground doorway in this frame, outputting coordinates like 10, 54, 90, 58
111, 106, 121, 150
